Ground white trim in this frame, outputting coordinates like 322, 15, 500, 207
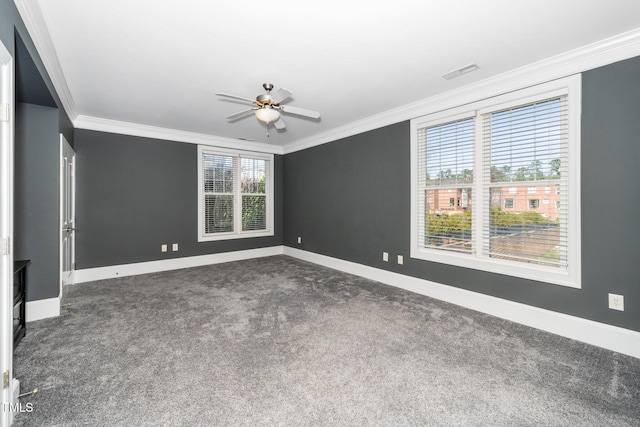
74, 246, 284, 283
0, 39, 13, 427
283, 247, 640, 359
26, 297, 60, 322
409, 76, 581, 288
13, 0, 78, 120
75, 115, 283, 155
197, 146, 275, 242
283, 27, 640, 154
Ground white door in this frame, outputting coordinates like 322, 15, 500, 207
0, 40, 15, 427
60, 135, 75, 300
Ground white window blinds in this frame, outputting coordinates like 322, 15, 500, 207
482, 96, 568, 267
240, 157, 268, 232
203, 154, 236, 234
417, 117, 474, 254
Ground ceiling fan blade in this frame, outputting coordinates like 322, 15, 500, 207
273, 117, 286, 130
271, 88, 293, 104
281, 105, 321, 119
215, 93, 256, 104
226, 109, 255, 120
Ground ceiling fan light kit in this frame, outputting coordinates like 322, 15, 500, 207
255, 105, 280, 123
216, 83, 320, 137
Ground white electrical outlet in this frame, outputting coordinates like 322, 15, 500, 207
397, 255, 404, 265
172, 243, 179, 252
297, 236, 302, 244
161, 244, 167, 253
608, 294, 624, 311
382, 252, 389, 262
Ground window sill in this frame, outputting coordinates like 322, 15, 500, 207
198, 230, 274, 242
410, 247, 580, 289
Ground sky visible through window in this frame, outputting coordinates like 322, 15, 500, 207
490, 98, 563, 183
425, 118, 474, 185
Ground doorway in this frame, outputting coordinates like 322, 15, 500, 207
60, 135, 75, 301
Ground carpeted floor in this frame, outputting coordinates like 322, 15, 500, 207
13, 255, 640, 426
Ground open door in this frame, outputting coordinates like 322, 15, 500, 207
0, 40, 15, 427
60, 135, 75, 301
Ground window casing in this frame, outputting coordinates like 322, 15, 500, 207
198, 146, 274, 241
410, 76, 581, 288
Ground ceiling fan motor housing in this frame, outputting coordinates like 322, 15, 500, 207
256, 94, 276, 106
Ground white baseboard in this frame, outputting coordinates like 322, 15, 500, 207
74, 246, 284, 284
283, 247, 640, 359
26, 297, 60, 322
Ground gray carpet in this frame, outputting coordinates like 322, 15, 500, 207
13, 255, 640, 426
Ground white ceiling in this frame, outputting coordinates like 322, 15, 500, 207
18, 0, 640, 149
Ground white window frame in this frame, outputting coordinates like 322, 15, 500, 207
410, 75, 581, 288
198, 146, 274, 242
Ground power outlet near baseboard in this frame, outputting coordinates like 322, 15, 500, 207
608, 293, 624, 311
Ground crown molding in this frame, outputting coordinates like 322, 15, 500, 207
74, 115, 283, 154
283, 26, 640, 154
14, 0, 78, 120
13, 0, 640, 155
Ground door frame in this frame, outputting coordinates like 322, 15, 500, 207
0, 40, 15, 427
59, 134, 75, 301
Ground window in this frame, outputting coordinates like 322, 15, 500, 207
198, 146, 274, 241
411, 76, 581, 287
416, 115, 474, 254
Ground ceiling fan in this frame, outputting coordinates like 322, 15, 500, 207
216, 83, 320, 135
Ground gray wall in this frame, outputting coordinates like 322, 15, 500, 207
74, 129, 283, 269
14, 103, 61, 301
2, 0, 75, 302
284, 55, 640, 333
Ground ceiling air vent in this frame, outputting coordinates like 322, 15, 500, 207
442, 63, 479, 80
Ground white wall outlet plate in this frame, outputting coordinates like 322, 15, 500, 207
172, 243, 178, 252
398, 255, 404, 265
608, 293, 624, 311
297, 236, 302, 244
161, 244, 167, 253
382, 252, 389, 262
